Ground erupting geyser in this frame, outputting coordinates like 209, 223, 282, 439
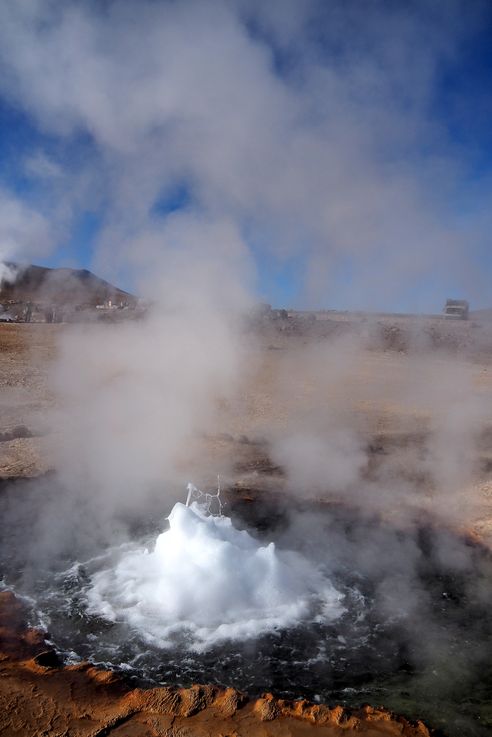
86, 496, 344, 650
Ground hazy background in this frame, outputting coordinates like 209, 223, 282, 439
0, 0, 491, 311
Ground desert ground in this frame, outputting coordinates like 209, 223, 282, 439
1, 318, 492, 736
2, 319, 492, 538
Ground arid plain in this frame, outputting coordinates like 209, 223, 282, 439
2, 318, 492, 736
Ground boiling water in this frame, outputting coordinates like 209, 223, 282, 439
85, 501, 344, 650
1, 481, 492, 737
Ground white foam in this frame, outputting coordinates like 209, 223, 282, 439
86, 502, 344, 650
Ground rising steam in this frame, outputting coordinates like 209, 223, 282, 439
0, 6, 491, 734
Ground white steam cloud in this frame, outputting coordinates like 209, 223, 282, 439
0, 190, 52, 285
0, 0, 488, 308
51, 289, 251, 517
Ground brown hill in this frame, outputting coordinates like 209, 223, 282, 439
0, 263, 135, 307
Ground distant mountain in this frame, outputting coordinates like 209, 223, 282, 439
0, 263, 136, 307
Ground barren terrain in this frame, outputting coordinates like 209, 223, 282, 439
2, 319, 492, 736
2, 320, 492, 540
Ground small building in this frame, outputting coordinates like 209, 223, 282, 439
444, 299, 469, 320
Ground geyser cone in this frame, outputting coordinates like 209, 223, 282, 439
86, 502, 344, 650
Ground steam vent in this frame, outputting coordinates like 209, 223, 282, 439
1, 2, 492, 736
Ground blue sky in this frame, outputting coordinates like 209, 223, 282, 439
0, 0, 491, 312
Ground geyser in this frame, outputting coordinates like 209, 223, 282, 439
85, 499, 344, 650
3, 479, 492, 737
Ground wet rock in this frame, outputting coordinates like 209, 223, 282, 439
32, 648, 62, 669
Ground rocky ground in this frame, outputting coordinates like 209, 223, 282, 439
0, 591, 432, 737
1, 318, 492, 735
0, 324, 55, 479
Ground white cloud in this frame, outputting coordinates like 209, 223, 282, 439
24, 151, 63, 180
0, 189, 52, 271
0, 0, 487, 308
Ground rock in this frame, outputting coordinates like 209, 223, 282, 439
32, 648, 62, 669
253, 693, 279, 721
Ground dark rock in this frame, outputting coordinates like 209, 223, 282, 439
33, 649, 62, 668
